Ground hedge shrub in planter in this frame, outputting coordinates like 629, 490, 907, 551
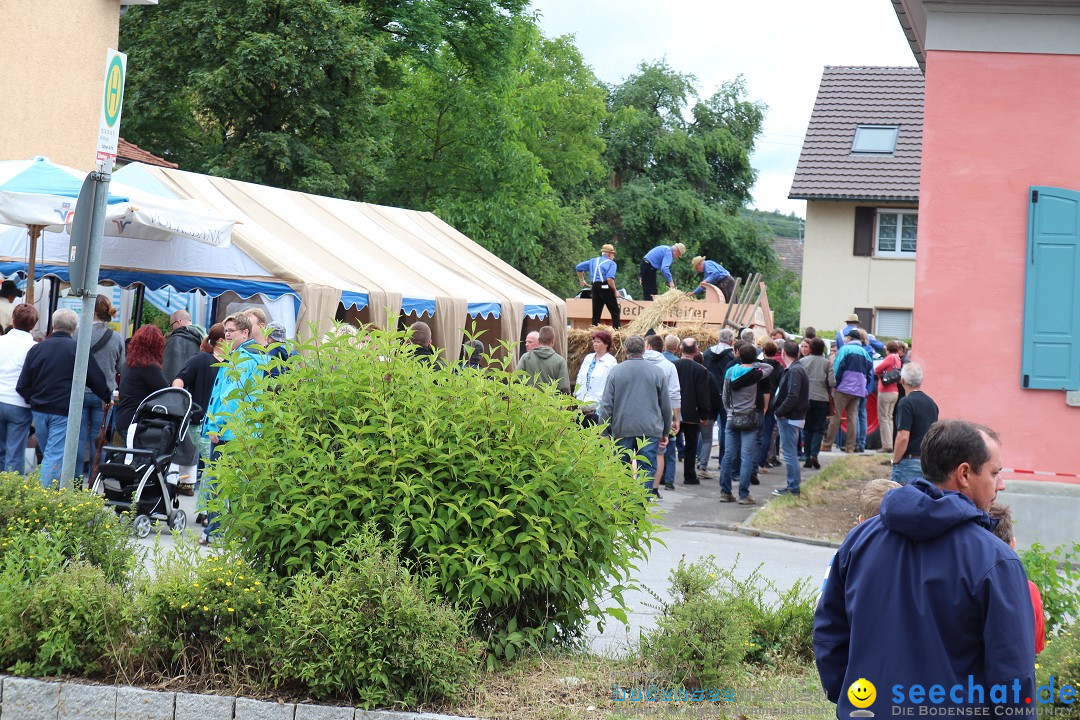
271, 527, 479, 707
211, 326, 659, 660
0, 532, 127, 676
137, 542, 279, 686
0, 474, 135, 583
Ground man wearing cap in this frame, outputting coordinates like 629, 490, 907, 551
576, 244, 621, 329
0, 280, 23, 333
639, 243, 685, 301
835, 313, 885, 355
690, 256, 736, 302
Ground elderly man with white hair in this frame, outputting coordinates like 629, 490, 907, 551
890, 363, 939, 485
17, 309, 111, 487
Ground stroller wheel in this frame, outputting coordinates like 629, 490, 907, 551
168, 509, 187, 533
133, 514, 152, 539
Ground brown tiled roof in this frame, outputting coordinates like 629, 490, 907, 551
789, 66, 923, 202
770, 236, 803, 277
117, 138, 178, 169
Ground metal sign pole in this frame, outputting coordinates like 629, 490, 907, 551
59, 171, 110, 488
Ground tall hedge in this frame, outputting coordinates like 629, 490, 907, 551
211, 327, 659, 660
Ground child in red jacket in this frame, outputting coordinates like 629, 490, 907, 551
989, 503, 1046, 654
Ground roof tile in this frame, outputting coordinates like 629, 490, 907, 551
117, 138, 178, 169
788, 66, 923, 201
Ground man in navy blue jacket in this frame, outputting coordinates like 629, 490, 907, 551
17, 309, 110, 487
814, 419, 1035, 718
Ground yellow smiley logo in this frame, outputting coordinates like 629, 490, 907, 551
848, 678, 876, 709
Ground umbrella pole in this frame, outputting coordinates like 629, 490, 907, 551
26, 225, 42, 306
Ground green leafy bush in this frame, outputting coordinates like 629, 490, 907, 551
271, 527, 480, 707
137, 541, 278, 685
1035, 626, 1080, 716
211, 326, 659, 660
0, 531, 127, 677
1021, 542, 1080, 636
0, 474, 136, 583
642, 556, 817, 688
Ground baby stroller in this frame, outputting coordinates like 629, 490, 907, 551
90, 387, 195, 538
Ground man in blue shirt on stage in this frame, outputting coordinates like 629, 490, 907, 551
576, 243, 621, 329
639, 243, 686, 300
691, 255, 736, 302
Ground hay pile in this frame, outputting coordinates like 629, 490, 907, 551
623, 289, 692, 335
567, 323, 721, 386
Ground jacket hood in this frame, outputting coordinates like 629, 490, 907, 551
643, 349, 670, 366
530, 346, 557, 359
880, 479, 989, 542
170, 325, 204, 342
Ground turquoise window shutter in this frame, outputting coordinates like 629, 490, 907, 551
1022, 186, 1080, 390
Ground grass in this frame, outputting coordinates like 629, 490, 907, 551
749, 454, 892, 543
424, 650, 835, 719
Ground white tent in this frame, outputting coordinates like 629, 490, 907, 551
113, 164, 566, 357
0, 162, 565, 357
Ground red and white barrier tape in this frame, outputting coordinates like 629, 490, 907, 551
1002, 467, 1080, 484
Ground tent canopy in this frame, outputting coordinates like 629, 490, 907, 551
111, 164, 566, 356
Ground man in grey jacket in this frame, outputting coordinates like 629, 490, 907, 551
598, 334, 671, 499
518, 326, 570, 393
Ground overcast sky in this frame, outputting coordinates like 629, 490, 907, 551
527, 0, 918, 217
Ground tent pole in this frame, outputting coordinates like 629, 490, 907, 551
132, 284, 145, 332
26, 225, 42, 306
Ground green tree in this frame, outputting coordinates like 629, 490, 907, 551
593, 61, 774, 292
119, 0, 529, 197
373, 20, 608, 296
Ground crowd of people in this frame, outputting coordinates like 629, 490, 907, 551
0, 300, 289, 516
511, 310, 937, 505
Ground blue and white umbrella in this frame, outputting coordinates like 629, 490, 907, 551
0, 157, 235, 245
0, 157, 237, 302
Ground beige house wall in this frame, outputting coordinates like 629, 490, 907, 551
798, 200, 917, 335
0, 0, 121, 170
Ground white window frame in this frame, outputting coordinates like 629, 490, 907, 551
874, 209, 918, 258
852, 125, 899, 154
875, 308, 913, 339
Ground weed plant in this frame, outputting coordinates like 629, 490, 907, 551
642, 556, 817, 689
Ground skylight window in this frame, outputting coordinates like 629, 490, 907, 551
852, 125, 900, 154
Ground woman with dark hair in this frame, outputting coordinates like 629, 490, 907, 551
78, 294, 125, 476
115, 325, 168, 440
173, 323, 226, 505
799, 337, 835, 469
574, 329, 618, 426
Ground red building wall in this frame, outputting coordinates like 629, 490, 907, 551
916, 49, 1080, 479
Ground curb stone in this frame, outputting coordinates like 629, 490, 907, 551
235, 697, 296, 720
753, 528, 841, 548
295, 704, 353, 720
2, 677, 60, 720
175, 692, 234, 720
116, 686, 174, 720
0, 676, 486, 720
58, 683, 116, 720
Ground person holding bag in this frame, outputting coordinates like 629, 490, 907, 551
80, 295, 124, 480
875, 340, 904, 453
718, 342, 774, 505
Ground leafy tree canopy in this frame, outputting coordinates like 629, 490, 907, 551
592, 61, 771, 291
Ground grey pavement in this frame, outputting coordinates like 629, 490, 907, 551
587, 441, 839, 656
